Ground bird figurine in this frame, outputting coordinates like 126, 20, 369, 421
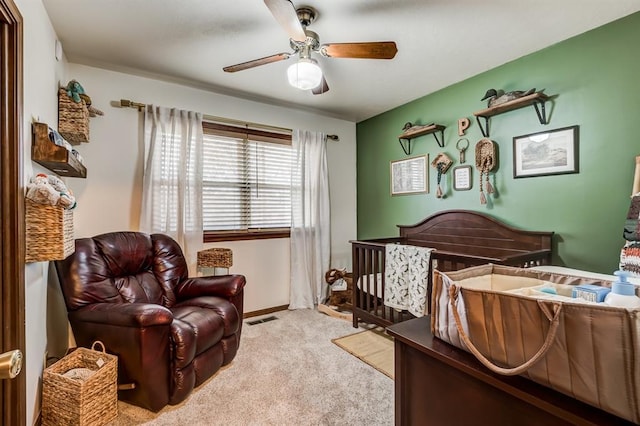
481, 88, 539, 108
401, 121, 435, 136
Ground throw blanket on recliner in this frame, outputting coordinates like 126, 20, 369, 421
383, 244, 433, 317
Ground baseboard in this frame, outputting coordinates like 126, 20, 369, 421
243, 305, 289, 319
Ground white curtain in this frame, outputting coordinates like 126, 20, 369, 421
140, 105, 204, 273
289, 129, 331, 309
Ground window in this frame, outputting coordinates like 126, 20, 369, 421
202, 121, 293, 241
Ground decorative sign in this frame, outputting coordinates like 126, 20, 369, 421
453, 165, 472, 191
458, 117, 470, 136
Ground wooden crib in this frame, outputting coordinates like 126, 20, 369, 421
350, 210, 554, 328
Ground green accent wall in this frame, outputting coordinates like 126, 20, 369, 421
356, 12, 640, 274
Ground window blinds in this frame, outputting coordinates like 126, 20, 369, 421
202, 122, 293, 232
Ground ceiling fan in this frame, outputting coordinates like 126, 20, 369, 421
223, 0, 398, 95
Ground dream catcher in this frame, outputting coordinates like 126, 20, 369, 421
475, 138, 496, 204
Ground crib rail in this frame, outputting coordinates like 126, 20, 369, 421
433, 249, 550, 272
350, 242, 551, 329
351, 239, 414, 328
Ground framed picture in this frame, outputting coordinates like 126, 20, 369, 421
513, 126, 579, 178
453, 165, 472, 191
390, 154, 428, 195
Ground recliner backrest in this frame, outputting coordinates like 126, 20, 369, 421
56, 231, 189, 311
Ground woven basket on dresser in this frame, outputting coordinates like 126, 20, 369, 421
197, 248, 233, 269
58, 88, 90, 143
42, 341, 118, 426
25, 199, 74, 263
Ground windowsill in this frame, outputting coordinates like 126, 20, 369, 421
204, 229, 290, 242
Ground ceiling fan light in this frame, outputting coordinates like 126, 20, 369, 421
287, 58, 322, 90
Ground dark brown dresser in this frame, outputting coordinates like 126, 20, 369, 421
387, 316, 634, 426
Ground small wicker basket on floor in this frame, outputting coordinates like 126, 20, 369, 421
197, 248, 233, 269
58, 88, 90, 143
42, 341, 118, 426
25, 199, 74, 263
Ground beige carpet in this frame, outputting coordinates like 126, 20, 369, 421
332, 328, 394, 379
107, 309, 393, 425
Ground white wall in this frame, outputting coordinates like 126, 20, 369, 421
65, 63, 357, 312
15, 4, 355, 422
15, 0, 67, 424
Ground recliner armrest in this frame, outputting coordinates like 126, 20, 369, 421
175, 274, 246, 300
67, 302, 174, 412
69, 302, 173, 327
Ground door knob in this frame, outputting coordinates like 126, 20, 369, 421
0, 349, 22, 379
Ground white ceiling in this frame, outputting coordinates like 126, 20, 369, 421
42, 0, 640, 122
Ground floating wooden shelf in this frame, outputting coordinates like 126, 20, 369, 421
32, 122, 87, 178
398, 123, 446, 155
473, 92, 551, 137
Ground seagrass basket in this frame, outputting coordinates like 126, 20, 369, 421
42, 341, 118, 426
197, 248, 233, 269
25, 199, 74, 262
58, 88, 90, 143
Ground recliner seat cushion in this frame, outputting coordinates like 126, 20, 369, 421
170, 296, 239, 368
171, 307, 224, 368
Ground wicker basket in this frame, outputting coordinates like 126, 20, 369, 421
25, 199, 74, 263
58, 88, 90, 143
42, 341, 118, 426
197, 248, 233, 269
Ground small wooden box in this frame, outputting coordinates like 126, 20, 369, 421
32, 122, 86, 178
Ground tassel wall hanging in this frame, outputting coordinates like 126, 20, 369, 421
475, 138, 497, 204
431, 152, 453, 199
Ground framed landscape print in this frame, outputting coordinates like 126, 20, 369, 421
513, 126, 579, 178
391, 154, 428, 195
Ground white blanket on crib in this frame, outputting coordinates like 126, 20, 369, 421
383, 244, 433, 317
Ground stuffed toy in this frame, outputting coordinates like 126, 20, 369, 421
26, 174, 60, 206
26, 173, 76, 209
46, 174, 76, 209
64, 79, 104, 116
325, 268, 353, 310
65, 80, 86, 103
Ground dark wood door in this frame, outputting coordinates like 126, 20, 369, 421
0, 0, 25, 424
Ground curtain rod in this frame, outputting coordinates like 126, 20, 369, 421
118, 99, 339, 141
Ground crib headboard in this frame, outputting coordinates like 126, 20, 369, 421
350, 209, 554, 328
398, 209, 554, 266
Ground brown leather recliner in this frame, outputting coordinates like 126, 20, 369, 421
54, 231, 246, 412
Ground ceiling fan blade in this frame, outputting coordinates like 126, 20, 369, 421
223, 52, 291, 73
312, 76, 329, 95
264, 0, 307, 42
320, 42, 398, 59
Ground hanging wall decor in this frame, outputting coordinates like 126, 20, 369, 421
390, 155, 429, 195
475, 138, 497, 204
431, 152, 453, 198
512, 125, 579, 178
458, 118, 470, 136
456, 138, 469, 163
453, 165, 472, 191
